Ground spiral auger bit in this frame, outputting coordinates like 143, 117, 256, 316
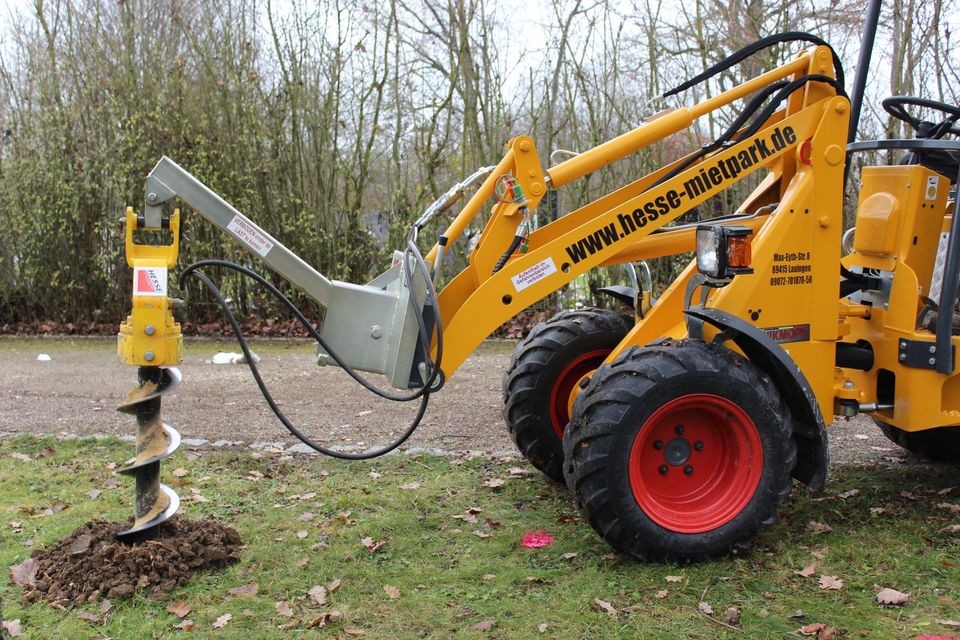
115, 206, 184, 541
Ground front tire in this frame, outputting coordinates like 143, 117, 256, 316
502, 308, 633, 482
564, 340, 796, 561
874, 419, 960, 461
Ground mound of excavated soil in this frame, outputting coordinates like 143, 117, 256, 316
18, 518, 242, 606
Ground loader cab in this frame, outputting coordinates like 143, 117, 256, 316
840, 96, 960, 448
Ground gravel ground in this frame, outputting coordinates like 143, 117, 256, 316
0, 336, 915, 465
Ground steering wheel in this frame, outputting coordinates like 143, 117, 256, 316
882, 96, 960, 138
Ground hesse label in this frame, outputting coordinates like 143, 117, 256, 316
134, 267, 167, 297
227, 215, 275, 257
512, 257, 558, 292
563, 125, 797, 265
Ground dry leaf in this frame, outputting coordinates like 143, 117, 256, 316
562, 552, 578, 560
936, 619, 960, 628
172, 619, 195, 631
369, 471, 382, 479
799, 623, 827, 636
818, 575, 844, 591
940, 524, 960, 534
10, 453, 30, 462
172, 468, 188, 478
297, 556, 310, 568
538, 622, 549, 633
167, 601, 192, 618
481, 574, 496, 581
100, 600, 113, 614
698, 601, 714, 615
384, 585, 400, 600
309, 585, 328, 605
664, 575, 683, 583
8, 558, 38, 587
938, 502, 960, 514
275, 601, 294, 617
795, 562, 816, 578
900, 490, 919, 500
299, 512, 316, 522
869, 507, 886, 515
328, 578, 342, 593
876, 588, 910, 606
473, 530, 491, 538
723, 607, 740, 625
508, 467, 534, 478
356, 410, 373, 417
361, 537, 386, 552
838, 489, 859, 499
212, 613, 232, 629
87, 489, 102, 499
655, 590, 668, 599
807, 521, 833, 534
594, 598, 617, 617
472, 620, 496, 631
297, 530, 309, 539
228, 583, 258, 597
345, 628, 366, 636
2, 619, 24, 637
76, 611, 101, 624
482, 478, 505, 488
400, 482, 420, 490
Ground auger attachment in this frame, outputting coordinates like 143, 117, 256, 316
116, 206, 184, 540
116, 366, 182, 539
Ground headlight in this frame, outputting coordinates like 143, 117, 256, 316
695, 225, 753, 280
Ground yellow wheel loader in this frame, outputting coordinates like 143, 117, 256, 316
114, 3, 960, 560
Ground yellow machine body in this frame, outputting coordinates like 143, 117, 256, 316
117, 207, 183, 368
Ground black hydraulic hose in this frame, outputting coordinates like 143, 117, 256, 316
179, 235, 444, 459
492, 235, 523, 273
662, 32, 845, 100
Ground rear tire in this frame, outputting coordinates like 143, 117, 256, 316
564, 340, 796, 561
502, 308, 633, 482
874, 419, 960, 461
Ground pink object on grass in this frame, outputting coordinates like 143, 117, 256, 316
521, 531, 554, 548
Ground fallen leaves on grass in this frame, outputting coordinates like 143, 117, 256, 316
212, 613, 232, 629
298, 512, 316, 522
562, 552, 578, 560
937, 502, 960, 514
2, 619, 24, 637
172, 619, 195, 631
538, 622, 549, 633
936, 619, 960, 628
360, 536, 386, 552
795, 563, 816, 578
383, 585, 400, 600
594, 598, 617, 617
8, 558, 38, 587
664, 575, 683, 583
10, 453, 31, 462
818, 575, 844, 591
227, 582, 258, 597
452, 507, 483, 525
799, 622, 836, 638
172, 468, 188, 478
309, 585, 328, 605
328, 578, 342, 593
306, 611, 342, 629
482, 478, 505, 488
297, 556, 310, 568
876, 588, 910, 606
520, 531, 553, 548
838, 489, 860, 499
472, 620, 496, 631
76, 611, 101, 624
296, 530, 309, 539
508, 467, 534, 478
940, 524, 960, 534
723, 607, 740, 625
400, 482, 420, 490
807, 521, 833, 534
276, 601, 294, 617
698, 601, 714, 615
87, 489, 102, 499
167, 601, 192, 618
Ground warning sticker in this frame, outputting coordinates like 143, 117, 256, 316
925, 175, 939, 201
134, 267, 167, 297
227, 215, 275, 257
511, 257, 557, 292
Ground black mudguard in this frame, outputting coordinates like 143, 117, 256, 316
684, 306, 830, 492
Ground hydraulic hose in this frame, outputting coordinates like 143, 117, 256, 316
179, 232, 444, 460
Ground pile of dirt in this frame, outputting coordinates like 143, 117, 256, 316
16, 518, 242, 606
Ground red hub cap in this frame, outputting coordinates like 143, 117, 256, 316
548, 349, 611, 439
628, 394, 763, 533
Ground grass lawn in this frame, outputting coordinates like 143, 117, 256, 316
0, 435, 958, 639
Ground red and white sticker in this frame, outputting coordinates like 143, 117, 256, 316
511, 257, 557, 292
134, 267, 167, 297
227, 215, 275, 257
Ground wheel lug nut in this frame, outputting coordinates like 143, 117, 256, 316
653, 440, 663, 450
694, 441, 703, 451
684, 465, 694, 475
658, 464, 669, 475
675, 424, 685, 435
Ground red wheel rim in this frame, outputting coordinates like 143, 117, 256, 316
548, 349, 611, 440
628, 394, 763, 533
